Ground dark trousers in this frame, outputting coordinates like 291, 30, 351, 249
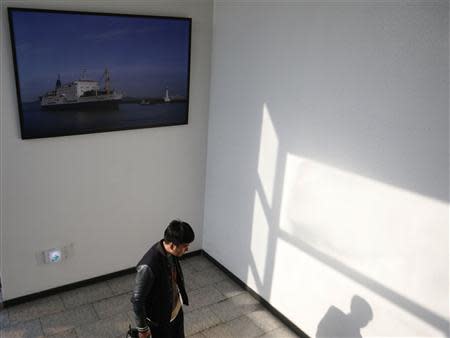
150, 310, 185, 338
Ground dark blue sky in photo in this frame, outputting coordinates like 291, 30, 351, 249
10, 10, 191, 102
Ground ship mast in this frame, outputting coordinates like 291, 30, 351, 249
55, 74, 61, 89
104, 68, 110, 95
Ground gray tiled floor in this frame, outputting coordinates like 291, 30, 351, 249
0, 255, 298, 337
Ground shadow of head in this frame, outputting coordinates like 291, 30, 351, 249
349, 295, 373, 329
316, 295, 373, 338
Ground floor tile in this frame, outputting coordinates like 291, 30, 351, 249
230, 292, 261, 308
183, 255, 206, 265
192, 266, 227, 288
179, 257, 191, 266
184, 307, 221, 336
226, 315, 264, 337
185, 285, 226, 313
75, 312, 130, 338
40, 304, 97, 336
46, 328, 78, 338
0, 309, 10, 328
208, 298, 243, 322
260, 325, 299, 337
201, 322, 235, 338
180, 258, 196, 272
246, 308, 283, 332
126, 310, 136, 324
7, 295, 64, 324
188, 256, 216, 272
92, 292, 132, 319
183, 268, 203, 293
187, 333, 206, 338
0, 319, 44, 338
214, 279, 244, 298
61, 283, 113, 308
107, 274, 135, 295
184, 276, 203, 293
209, 292, 262, 322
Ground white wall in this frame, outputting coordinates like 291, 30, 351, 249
204, 1, 449, 337
0, 0, 213, 300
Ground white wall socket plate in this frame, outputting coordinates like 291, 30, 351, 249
36, 243, 74, 265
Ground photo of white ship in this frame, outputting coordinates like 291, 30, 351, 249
8, 8, 191, 139
40, 69, 123, 110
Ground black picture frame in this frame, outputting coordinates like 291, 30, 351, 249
8, 7, 192, 139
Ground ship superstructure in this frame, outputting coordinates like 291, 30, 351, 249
40, 69, 123, 110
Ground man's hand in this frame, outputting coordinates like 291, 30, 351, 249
138, 330, 151, 338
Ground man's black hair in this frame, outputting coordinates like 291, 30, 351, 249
164, 220, 195, 245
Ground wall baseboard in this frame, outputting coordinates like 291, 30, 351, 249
3, 249, 202, 307
202, 250, 310, 338
3, 267, 135, 308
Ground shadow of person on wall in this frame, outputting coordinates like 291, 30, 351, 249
316, 295, 373, 338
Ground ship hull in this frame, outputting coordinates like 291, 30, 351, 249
41, 98, 121, 111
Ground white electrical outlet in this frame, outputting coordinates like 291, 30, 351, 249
38, 243, 74, 265
44, 248, 63, 263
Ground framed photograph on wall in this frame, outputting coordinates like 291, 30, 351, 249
8, 7, 191, 139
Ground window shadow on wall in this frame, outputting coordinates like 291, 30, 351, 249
242, 103, 448, 337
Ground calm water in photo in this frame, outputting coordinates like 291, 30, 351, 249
20, 101, 188, 138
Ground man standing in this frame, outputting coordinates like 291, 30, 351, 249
131, 220, 195, 338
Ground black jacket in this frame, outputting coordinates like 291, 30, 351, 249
131, 240, 189, 331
